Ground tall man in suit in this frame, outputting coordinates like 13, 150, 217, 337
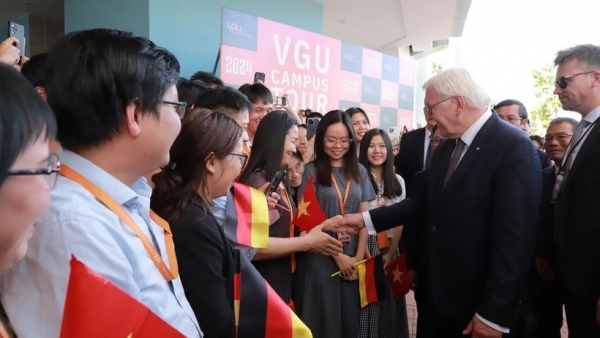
394, 104, 437, 196
552, 44, 600, 337
340, 68, 542, 337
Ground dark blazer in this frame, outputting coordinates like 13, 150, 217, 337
370, 113, 542, 327
172, 201, 236, 338
555, 121, 600, 300
536, 166, 557, 260
395, 127, 426, 196
536, 148, 552, 170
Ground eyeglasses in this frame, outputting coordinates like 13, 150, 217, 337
499, 116, 522, 123
229, 152, 248, 167
289, 161, 305, 175
424, 96, 454, 114
544, 133, 573, 142
324, 137, 352, 146
162, 100, 187, 119
555, 71, 595, 89
7, 153, 60, 189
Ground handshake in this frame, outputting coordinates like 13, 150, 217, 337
320, 213, 366, 233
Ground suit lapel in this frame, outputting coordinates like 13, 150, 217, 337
431, 138, 454, 193
564, 121, 600, 188
443, 116, 496, 192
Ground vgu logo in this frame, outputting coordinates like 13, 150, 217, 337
227, 22, 242, 32
343, 52, 354, 61
363, 86, 373, 94
384, 64, 394, 72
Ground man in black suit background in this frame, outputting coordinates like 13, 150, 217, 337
340, 68, 542, 337
394, 103, 437, 195
493, 99, 552, 170
552, 44, 600, 337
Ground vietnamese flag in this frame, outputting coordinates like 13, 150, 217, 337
384, 253, 410, 298
293, 176, 327, 232
60, 255, 185, 338
357, 255, 388, 308
233, 250, 312, 338
223, 182, 270, 248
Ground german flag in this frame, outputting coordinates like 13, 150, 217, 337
357, 255, 388, 308
60, 255, 185, 338
233, 250, 312, 338
224, 182, 270, 248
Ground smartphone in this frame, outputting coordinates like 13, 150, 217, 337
7, 22, 25, 56
387, 127, 399, 139
254, 72, 266, 84
307, 117, 319, 141
274, 96, 287, 106
265, 168, 287, 197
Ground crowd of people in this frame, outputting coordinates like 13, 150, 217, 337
0, 28, 599, 338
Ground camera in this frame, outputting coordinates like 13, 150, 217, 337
274, 96, 287, 106
300, 109, 311, 117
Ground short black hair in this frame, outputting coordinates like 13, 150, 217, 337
238, 83, 273, 105
493, 99, 528, 119
190, 71, 224, 87
46, 29, 180, 150
177, 78, 208, 108
0, 64, 56, 186
194, 86, 254, 118
345, 107, 370, 124
20, 53, 49, 88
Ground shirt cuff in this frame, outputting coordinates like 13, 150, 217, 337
362, 211, 377, 235
475, 313, 509, 334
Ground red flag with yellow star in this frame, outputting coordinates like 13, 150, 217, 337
384, 253, 410, 298
293, 176, 327, 232
60, 255, 185, 338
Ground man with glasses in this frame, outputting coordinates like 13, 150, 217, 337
552, 44, 600, 337
534, 117, 577, 338
340, 68, 542, 338
0, 29, 202, 337
494, 99, 552, 170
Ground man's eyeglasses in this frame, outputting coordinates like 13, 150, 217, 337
162, 100, 187, 119
555, 71, 595, 89
499, 116, 523, 123
424, 96, 454, 114
230, 153, 248, 167
7, 153, 60, 189
544, 133, 573, 142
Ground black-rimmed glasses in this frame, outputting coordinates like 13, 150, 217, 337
556, 71, 595, 89
544, 133, 573, 142
230, 153, 248, 167
162, 100, 187, 119
7, 153, 60, 189
424, 96, 454, 114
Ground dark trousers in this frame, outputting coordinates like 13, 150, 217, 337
564, 289, 600, 338
534, 279, 564, 338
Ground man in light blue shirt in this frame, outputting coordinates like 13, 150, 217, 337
0, 29, 202, 337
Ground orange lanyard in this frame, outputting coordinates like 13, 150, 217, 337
279, 186, 296, 273
60, 164, 178, 281
331, 174, 351, 215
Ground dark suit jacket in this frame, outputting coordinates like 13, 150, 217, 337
536, 166, 557, 261
537, 148, 552, 170
370, 113, 542, 327
172, 201, 235, 338
395, 127, 426, 196
555, 121, 600, 300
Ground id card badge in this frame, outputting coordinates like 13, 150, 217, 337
551, 173, 565, 203
337, 233, 351, 243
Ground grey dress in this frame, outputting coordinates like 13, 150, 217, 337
293, 162, 376, 338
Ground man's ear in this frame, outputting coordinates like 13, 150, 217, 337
124, 99, 143, 137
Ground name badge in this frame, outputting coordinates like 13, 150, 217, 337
551, 173, 564, 203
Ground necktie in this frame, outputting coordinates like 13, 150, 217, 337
424, 134, 433, 169
444, 138, 466, 187
565, 119, 590, 175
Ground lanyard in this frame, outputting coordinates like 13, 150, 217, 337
559, 118, 598, 174
60, 164, 178, 281
279, 186, 296, 273
330, 174, 351, 215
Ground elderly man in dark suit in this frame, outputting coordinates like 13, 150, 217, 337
552, 44, 600, 337
339, 68, 542, 338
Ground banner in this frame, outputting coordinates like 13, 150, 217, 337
219, 8, 415, 129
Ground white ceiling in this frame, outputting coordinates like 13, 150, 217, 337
319, 0, 472, 56
0, 0, 471, 59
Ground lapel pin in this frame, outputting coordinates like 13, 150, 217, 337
476, 147, 480, 151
